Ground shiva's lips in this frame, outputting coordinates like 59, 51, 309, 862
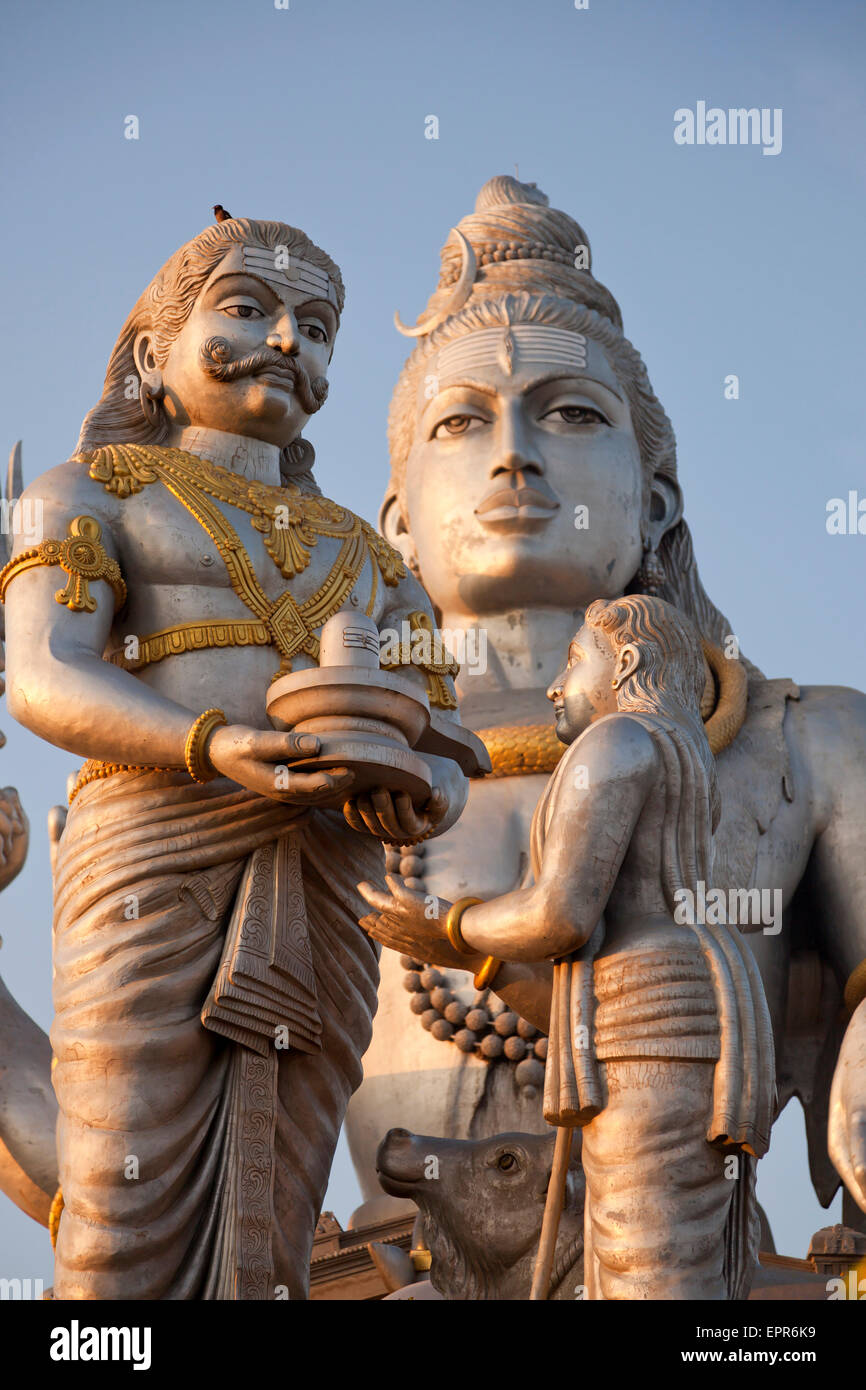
475, 483, 560, 526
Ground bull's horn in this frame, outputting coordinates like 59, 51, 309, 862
394, 229, 477, 338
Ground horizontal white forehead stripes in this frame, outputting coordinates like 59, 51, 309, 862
241, 245, 338, 306
437, 326, 588, 379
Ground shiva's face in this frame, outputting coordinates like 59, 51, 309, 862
399, 324, 645, 618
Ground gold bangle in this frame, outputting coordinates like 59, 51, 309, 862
445, 896, 483, 956
844, 957, 866, 1015
473, 955, 503, 991
184, 708, 227, 783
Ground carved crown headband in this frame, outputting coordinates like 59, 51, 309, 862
394, 228, 585, 340
242, 244, 339, 310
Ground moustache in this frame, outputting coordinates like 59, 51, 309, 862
198, 337, 329, 415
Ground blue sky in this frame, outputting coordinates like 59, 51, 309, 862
1, 0, 864, 1282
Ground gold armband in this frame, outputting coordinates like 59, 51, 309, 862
380, 610, 459, 710
445, 896, 484, 956
184, 708, 227, 784
0, 515, 126, 613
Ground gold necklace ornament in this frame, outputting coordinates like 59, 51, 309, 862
78, 443, 407, 677
80, 442, 404, 583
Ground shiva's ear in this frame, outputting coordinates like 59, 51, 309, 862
611, 642, 640, 691
379, 490, 421, 579
643, 475, 683, 553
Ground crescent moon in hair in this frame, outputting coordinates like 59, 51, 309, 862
394, 229, 478, 338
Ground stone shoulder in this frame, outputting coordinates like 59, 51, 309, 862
20, 457, 124, 523
569, 712, 660, 779
785, 682, 866, 824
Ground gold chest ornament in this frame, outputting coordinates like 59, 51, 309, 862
79, 442, 406, 677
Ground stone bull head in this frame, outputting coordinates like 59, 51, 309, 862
375, 1127, 585, 1300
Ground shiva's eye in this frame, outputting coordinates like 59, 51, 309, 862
497, 1152, 517, 1171
542, 405, 608, 426
433, 414, 482, 439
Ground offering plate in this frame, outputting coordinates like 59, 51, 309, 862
266, 611, 490, 802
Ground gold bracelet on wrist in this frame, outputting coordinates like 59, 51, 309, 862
445, 896, 483, 956
184, 708, 227, 784
473, 955, 503, 991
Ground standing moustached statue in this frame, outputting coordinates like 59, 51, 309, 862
346, 175, 866, 1244
0, 214, 483, 1300
362, 594, 775, 1299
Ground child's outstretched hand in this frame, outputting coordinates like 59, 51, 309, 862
357, 875, 482, 972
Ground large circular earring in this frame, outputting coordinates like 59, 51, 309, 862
139, 372, 165, 430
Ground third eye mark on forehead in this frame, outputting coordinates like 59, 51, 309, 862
430, 371, 624, 405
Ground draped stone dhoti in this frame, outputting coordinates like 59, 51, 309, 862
581, 1059, 734, 1300
554, 941, 760, 1301
50, 769, 382, 1300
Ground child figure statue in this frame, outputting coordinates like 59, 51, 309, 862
360, 594, 775, 1300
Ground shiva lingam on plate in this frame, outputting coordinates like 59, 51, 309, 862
266, 610, 490, 801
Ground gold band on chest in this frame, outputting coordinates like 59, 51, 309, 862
107, 619, 274, 671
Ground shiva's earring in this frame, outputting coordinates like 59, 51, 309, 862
636, 540, 665, 596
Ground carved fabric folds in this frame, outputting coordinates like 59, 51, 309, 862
533, 711, 775, 1298
50, 769, 382, 1300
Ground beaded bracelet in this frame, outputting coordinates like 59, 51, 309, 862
184, 708, 227, 784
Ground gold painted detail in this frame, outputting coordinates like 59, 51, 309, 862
844, 958, 866, 1015
79, 442, 404, 582
380, 609, 459, 710
78, 444, 404, 675
475, 642, 749, 779
444, 897, 483, 955
473, 954, 503, 991
184, 708, 227, 784
0, 514, 126, 613
701, 640, 748, 756
48, 1186, 64, 1250
477, 721, 564, 779
107, 620, 273, 671
68, 759, 182, 804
